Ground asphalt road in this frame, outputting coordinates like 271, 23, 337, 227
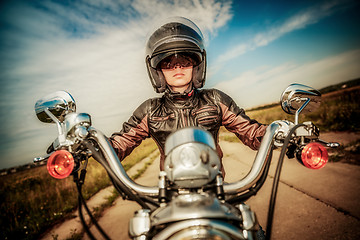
82, 141, 360, 240
221, 141, 360, 240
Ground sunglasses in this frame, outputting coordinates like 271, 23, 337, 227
159, 54, 197, 70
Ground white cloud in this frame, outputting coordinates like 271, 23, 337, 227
217, 0, 352, 63
131, 0, 232, 41
0, 0, 233, 169
215, 49, 360, 109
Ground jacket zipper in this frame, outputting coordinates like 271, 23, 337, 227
181, 109, 188, 127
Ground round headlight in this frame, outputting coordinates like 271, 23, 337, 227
179, 146, 200, 168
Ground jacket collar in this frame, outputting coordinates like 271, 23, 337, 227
163, 85, 197, 108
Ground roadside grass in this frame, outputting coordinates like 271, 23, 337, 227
305, 87, 359, 132
219, 132, 240, 143
328, 139, 360, 165
244, 86, 360, 132
220, 86, 360, 165
0, 138, 157, 240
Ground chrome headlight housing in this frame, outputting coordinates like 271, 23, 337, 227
164, 128, 221, 188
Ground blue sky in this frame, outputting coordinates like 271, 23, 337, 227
0, 0, 359, 169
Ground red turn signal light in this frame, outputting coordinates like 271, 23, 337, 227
301, 142, 328, 169
47, 150, 75, 179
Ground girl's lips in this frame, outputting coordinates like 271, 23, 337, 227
173, 73, 184, 77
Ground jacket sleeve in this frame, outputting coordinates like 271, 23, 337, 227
214, 89, 267, 150
109, 100, 151, 161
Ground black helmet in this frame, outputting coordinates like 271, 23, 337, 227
145, 17, 206, 93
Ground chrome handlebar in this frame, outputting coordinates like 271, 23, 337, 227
86, 122, 282, 197
224, 122, 280, 194
87, 127, 159, 196
35, 84, 326, 197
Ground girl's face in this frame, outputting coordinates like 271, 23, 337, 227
160, 54, 194, 93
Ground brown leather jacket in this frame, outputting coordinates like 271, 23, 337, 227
109, 88, 267, 173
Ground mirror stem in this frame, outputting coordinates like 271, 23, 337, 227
45, 108, 66, 143
295, 98, 310, 125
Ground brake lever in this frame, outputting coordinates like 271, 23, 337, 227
317, 139, 340, 148
33, 153, 51, 163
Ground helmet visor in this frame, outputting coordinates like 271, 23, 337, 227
150, 51, 203, 69
158, 53, 199, 69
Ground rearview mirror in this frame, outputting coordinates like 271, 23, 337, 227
281, 83, 321, 114
35, 91, 76, 123
280, 84, 321, 124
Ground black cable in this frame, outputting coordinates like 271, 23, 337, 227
77, 183, 97, 240
76, 181, 111, 240
109, 173, 159, 209
140, 195, 160, 208
265, 124, 305, 240
108, 172, 129, 200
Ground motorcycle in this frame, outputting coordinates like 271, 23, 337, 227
34, 84, 339, 240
